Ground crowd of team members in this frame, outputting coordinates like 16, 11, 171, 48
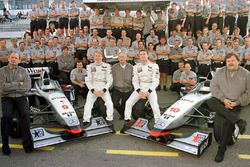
1, 0, 250, 90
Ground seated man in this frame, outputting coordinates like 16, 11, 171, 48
83, 51, 113, 126
170, 61, 185, 94
70, 61, 88, 100
124, 50, 161, 123
180, 63, 197, 92
207, 53, 249, 162
57, 46, 75, 85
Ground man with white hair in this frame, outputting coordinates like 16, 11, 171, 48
111, 52, 133, 119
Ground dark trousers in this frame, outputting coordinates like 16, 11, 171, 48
217, 16, 223, 33
30, 20, 37, 36
46, 62, 58, 79
237, 16, 248, 37
209, 17, 218, 29
212, 62, 224, 71
194, 16, 203, 33
113, 28, 122, 40
81, 19, 90, 30
170, 61, 179, 75
185, 16, 195, 34
75, 49, 87, 61
156, 30, 166, 39
69, 18, 79, 29
112, 89, 133, 118
224, 16, 236, 35
37, 19, 47, 31
168, 20, 178, 36
1, 96, 32, 145
202, 18, 209, 29
170, 82, 185, 93
73, 84, 88, 99
207, 97, 241, 151
58, 70, 71, 85
198, 64, 211, 77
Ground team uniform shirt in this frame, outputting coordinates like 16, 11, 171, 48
70, 68, 87, 83
58, 6, 68, 18
80, 8, 90, 20
197, 50, 213, 65
170, 47, 183, 63
210, 4, 219, 18
111, 15, 124, 28
148, 50, 157, 61
28, 10, 37, 21
233, 46, 244, 60
243, 47, 250, 65
167, 35, 183, 46
31, 47, 45, 64
45, 47, 59, 62
146, 35, 159, 46
143, 17, 153, 35
8, 46, 18, 53
75, 35, 89, 50
68, 7, 79, 19
185, 3, 196, 16
121, 46, 134, 61
17, 49, 31, 64
89, 14, 103, 30
154, 19, 166, 31
212, 47, 226, 62
168, 8, 178, 20
156, 44, 170, 60
104, 46, 120, 63
202, 5, 211, 19
103, 14, 111, 29
123, 16, 133, 28
180, 71, 197, 86
177, 8, 186, 20
225, 3, 238, 16
48, 8, 58, 21
172, 70, 182, 82
224, 45, 234, 55
87, 35, 101, 46
197, 35, 212, 46
238, 3, 249, 17
133, 17, 144, 31
37, 7, 48, 19
182, 45, 198, 60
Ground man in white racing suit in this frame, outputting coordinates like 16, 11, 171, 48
124, 50, 161, 123
83, 51, 114, 126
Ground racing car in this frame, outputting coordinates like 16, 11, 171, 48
120, 71, 238, 156
11, 67, 114, 149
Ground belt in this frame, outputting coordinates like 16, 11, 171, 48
199, 63, 211, 66
70, 17, 78, 19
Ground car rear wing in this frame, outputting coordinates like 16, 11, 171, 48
26, 67, 50, 79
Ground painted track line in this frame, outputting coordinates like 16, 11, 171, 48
106, 149, 179, 157
238, 154, 250, 160
0, 144, 55, 151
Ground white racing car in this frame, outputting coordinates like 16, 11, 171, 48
121, 72, 239, 156
11, 67, 114, 149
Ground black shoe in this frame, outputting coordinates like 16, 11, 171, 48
82, 121, 90, 127
23, 140, 34, 153
106, 120, 113, 126
156, 86, 161, 91
214, 148, 225, 163
163, 86, 168, 91
237, 119, 247, 134
2, 144, 11, 155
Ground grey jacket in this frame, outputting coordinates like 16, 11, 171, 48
211, 66, 250, 106
111, 63, 133, 93
0, 65, 31, 97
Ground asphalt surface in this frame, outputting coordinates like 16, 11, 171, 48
0, 90, 250, 167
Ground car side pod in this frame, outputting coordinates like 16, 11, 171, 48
30, 117, 115, 149
122, 118, 212, 156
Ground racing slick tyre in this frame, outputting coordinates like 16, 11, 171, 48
213, 114, 237, 146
